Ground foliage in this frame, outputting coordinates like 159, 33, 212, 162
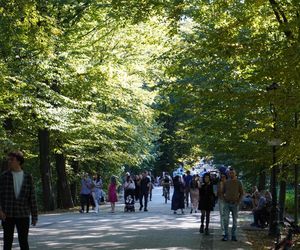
154, 0, 300, 180
0, 0, 170, 209
1, 0, 300, 211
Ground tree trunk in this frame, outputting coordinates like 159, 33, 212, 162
55, 153, 74, 209
295, 164, 299, 224
70, 160, 79, 206
38, 129, 55, 211
278, 168, 286, 224
258, 168, 266, 191
294, 113, 299, 224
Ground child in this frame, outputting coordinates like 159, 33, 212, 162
108, 176, 118, 213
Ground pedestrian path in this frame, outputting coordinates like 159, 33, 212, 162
1, 187, 254, 249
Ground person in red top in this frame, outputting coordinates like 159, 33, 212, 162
108, 176, 118, 213
0, 150, 38, 250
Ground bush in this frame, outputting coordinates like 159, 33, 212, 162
285, 190, 295, 214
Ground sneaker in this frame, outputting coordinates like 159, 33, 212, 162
144, 208, 148, 212
79, 209, 84, 213
231, 236, 237, 241
222, 235, 228, 241
139, 206, 143, 211
199, 225, 204, 233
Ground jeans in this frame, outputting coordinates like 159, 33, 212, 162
219, 199, 225, 236
185, 188, 190, 207
223, 202, 239, 238
2, 217, 30, 250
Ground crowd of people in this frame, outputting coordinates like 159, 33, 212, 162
248, 187, 272, 228
164, 167, 244, 241
79, 167, 274, 243
0, 150, 273, 249
79, 170, 156, 214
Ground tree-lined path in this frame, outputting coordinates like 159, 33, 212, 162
1, 187, 253, 250
1, 1, 299, 244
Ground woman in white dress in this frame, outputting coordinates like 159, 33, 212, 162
92, 174, 103, 213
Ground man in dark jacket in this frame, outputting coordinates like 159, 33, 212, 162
139, 171, 150, 212
0, 151, 38, 250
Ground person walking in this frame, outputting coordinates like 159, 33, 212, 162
183, 170, 192, 208
189, 175, 200, 213
92, 174, 103, 213
124, 175, 136, 211
0, 150, 38, 250
171, 175, 185, 214
217, 172, 227, 237
134, 174, 141, 201
124, 175, 136, 201
198, 173, 216, 235
222, 168, 244, 242
80, 173, 93, 213
108, 176, 118, 213
139, 171, 150, 211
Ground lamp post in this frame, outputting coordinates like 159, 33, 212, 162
266, 82, 280, 236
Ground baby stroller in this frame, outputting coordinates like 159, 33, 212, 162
124, 189, 135, 212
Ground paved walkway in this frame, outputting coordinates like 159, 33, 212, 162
1, 187, 255, 249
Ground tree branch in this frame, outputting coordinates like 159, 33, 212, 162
269, 0, 293, 39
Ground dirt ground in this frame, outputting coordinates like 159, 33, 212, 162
246, 227, 300, 249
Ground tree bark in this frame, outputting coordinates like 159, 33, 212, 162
295, 164, 299, 224
55, 153, 74, 209
38, 129, 55, 211
294, 113, 299, 224
258, 168, 266, 191
278, 167, 287, 224
70, 160, 79, 206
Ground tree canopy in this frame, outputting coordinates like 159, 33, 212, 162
1, 0, 300, 211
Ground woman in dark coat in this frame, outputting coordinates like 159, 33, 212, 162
171, 175, 185, 214
198, 173, 216, 235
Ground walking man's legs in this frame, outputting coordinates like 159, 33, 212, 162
223, 202, 230, 240
185, 189, 190, 207
144, 193, 149, 210
16, 217, 30, 250
139, 193, 143, 210
231, 204, 239, 240
2, 218, 15, 250
219, 200, 225, 236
